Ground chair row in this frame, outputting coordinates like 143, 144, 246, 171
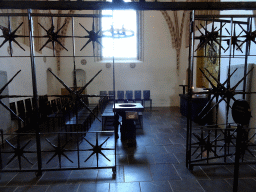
100, 90, 152, 108
9, 95, 99, 132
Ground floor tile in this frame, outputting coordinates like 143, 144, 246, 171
0, 186, 17, 192
153, 137, 173, 145
140, 181, 172, 192
78, 182, 110, 192
173, 164, 209, 180
164, 144, 185, 153
37, 171, 72, 185
225, 164, 256, 178
109, 182, 140, 192
0, 172, 17, 186
46, 184, 79, 192
6, 172, 41, 186
198, 179, 232, 192
124, 164, 152, 182
14, 185, 49, 192
169, 179, 204, 192
116, 155, 129, 165
97, 166, 124, 183
145, 145, 167, 154
150, 164, 180, 181
172, 152, 186, 163
152, 153, 179, 164
226, 178, 256, 192
128, 153, 155, 165
200, 165, 233, 180
67, 170, 98, 183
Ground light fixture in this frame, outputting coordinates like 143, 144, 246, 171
102, 25, 134, 39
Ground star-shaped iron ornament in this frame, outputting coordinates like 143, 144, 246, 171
224, 25, 244, 55
79, 19, 103, 56
5, 139, 33, 167
219, 128, 236, 153
0, 70, 25, 122
0, 21, 26, 56
237, 23, 256, 53
196, 67, 254, 120
195, 22, 226, 52
45, 137, 73, 166
192, 132, 221, 159
47, 69, 102, 122
38, 22, 68, 53
197, 68, 236, 119
83, 134, 112, 166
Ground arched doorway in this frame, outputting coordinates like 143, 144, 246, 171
74, 69, 86, 93
76, 69, 86, 87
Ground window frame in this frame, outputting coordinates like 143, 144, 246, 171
96, 10, 144, 63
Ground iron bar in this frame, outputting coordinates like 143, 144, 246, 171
27, 9, 42, 176
233, 124, 242, 192
0, 2, 256, 11
186, 10, 194, 169
0, 166, 116, 172
195, 15, 256, 19
0, 13, 112, 17
242, 17, 251, 100
226, 17, 233, 127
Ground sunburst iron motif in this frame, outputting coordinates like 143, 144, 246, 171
197, 67, 254, 120
219, 128, 236, 153
0, 21, 26, 56
38, 22, 68, 53
237, 23, 256, 53
5, 139, 33, 166
192, 132, 221, 159
45, 137, 73, 166
224, 25, 244, 55
79, 20, 103, 56
0, 70, 24, 122
83, 134, 112, 166
195, 23, 226, 52
48, 69, 102, 122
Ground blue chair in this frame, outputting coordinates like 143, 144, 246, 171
108, 90, 115, 102
100, 91, 107, 96
100, 91, 108, 112
116, 91, 125, 103
143, 90, 152, 109
126, 90, 134, 102
134, 90, 143, 105
9, 102, 17, 120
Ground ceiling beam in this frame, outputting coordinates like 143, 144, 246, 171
0, 1, 256, 11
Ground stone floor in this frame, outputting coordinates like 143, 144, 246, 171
0, 107, 256, 192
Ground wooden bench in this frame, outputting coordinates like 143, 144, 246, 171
46, 103, 98, 132
65, 107, 93, 133
101, 103, 115, 130
102, 112, 115, 130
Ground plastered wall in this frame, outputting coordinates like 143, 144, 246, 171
59, 10, 189, 107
